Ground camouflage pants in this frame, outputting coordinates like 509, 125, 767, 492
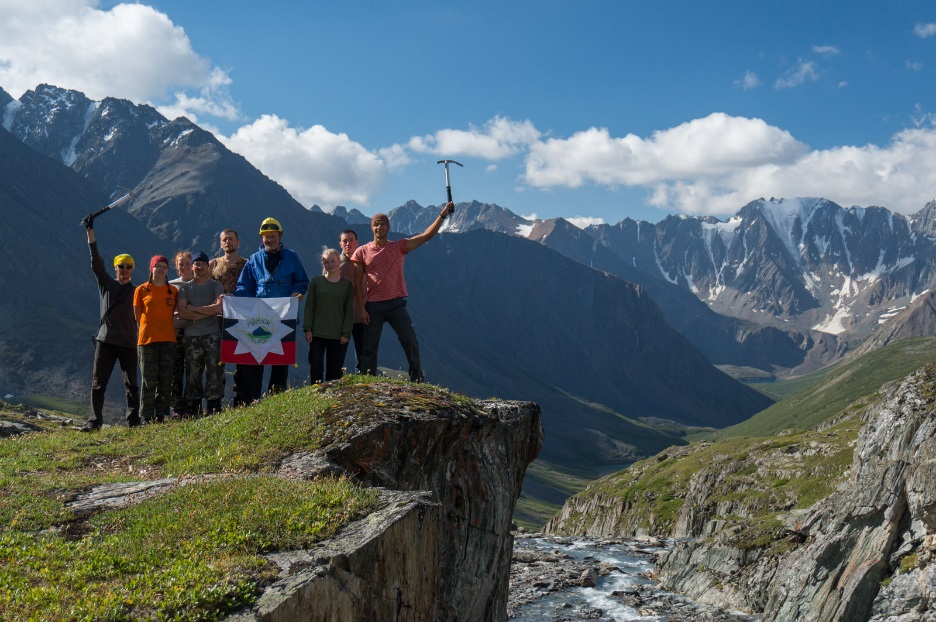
139, 341, 176, 422
184, 333, 223, 401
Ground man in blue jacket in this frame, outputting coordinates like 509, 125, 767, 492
233, 217, 309, 403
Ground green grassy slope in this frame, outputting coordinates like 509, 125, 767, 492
545, 338, 936, 539
717, 337, 936, 439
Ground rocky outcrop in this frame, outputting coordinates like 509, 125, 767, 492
271, 382, 544, 621
663, 367, 936, 620
545, 365, 936, 621
856, 295, 936, 356
57, 382, 543, 622
227, 490, 444, 622
759, 366, 936, 621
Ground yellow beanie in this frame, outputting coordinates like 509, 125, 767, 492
113, 254, 134, 268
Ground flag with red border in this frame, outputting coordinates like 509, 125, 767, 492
221, 296, 298, 365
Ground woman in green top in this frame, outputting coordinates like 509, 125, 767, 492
303, 248, 354, 383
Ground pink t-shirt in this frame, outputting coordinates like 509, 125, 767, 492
351, 239, 409, 303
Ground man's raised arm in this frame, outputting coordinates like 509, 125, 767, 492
405, 202, 454, 252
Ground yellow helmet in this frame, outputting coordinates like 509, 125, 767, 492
259, 217, 283, 235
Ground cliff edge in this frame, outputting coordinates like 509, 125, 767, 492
264, 381, 544, 621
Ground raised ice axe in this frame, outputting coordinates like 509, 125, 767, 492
437, 159, 463, 208
79, 190, 135, 227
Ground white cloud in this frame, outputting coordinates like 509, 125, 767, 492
0, 0, 234, 121
775, 59, 819, 89
519, 113, 936, 217
524, 113, 807, 189
566, 216, 605, 229
408, 116, 541, 159
156, 68, 240, 123
737, 70, 759, 91
652, 127, 936, 216
375, 144, 412, 173
914, 23, 936, 38
912, 105, 936, 128
221, 115, 389, 208
812, 45, 840, 55
907, 60, 924, 72
647, 125, 936, 216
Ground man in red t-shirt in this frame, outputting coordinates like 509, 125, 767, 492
351, 202, 453, 382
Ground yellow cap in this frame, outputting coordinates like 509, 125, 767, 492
259, 217, 283, 235
113, 254, 134, 268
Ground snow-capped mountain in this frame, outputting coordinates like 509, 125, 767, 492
388, 199, 532, 236
392, 196, 936, 347
592, 197, 932, 340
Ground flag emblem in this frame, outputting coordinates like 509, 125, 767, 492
222, 296, 298, 365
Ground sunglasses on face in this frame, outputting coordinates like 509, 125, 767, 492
117, 264, 134, 270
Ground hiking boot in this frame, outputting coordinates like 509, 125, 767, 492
188, 399, 203, 418
79, 422, 101, 433
206, 399, 222, 415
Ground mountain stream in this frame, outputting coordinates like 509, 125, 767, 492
508, 534, 760, 621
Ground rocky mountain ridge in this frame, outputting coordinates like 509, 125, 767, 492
544, 360, 936, 621
391, 197, 936, 375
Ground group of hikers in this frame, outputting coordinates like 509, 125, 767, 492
81, 202, 455, 431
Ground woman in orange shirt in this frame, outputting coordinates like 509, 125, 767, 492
134, 256, 178, 423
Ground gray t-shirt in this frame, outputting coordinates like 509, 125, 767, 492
178, 279, 224, 336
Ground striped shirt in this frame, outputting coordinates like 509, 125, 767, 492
351, 239, 410, 303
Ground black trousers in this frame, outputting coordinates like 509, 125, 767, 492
361, 298, 423, 382
90, 340, 140, 426
309, 337, 349, 384
237, 364, 289, 404
350, 322, 365, 373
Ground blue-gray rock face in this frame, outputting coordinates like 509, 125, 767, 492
658, 367, 936, 622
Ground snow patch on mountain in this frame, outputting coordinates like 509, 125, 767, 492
2, 100, 21, 131
760, 198, 811, 263
700, 216, 742, 298
877, 305, 906, 324
813, 305, 853, 334
654, 244, 679, 285
166, 129, 194, 148
62, 102, 100, 166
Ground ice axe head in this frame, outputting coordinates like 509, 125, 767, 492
437, 159, 463, 206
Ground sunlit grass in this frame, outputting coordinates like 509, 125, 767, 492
0, 387, 379, 621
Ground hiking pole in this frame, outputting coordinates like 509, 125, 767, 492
436, 159, 463, 212
80, 190, 135, 226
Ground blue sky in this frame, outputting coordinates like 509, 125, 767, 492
2, 1, 936, 226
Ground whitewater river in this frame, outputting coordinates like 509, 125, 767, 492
508, 535, 760, 621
